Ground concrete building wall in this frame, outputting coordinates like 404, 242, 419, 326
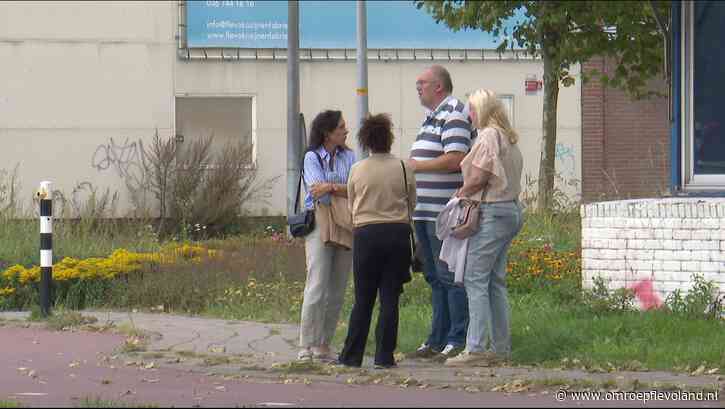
0, 1, 176, 214
1, 1, 582, 217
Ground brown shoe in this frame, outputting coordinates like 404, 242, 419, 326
445, 351, 505, 367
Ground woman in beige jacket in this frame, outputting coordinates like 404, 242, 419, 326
337, 114, 416, 369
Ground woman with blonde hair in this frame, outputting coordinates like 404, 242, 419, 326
444, 89, 524, 366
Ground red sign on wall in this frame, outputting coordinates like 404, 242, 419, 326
525, 79, 542, 92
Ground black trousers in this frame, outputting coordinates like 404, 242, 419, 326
338, 223, 411, 367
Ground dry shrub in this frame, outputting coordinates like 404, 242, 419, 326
135, 131, 278, 238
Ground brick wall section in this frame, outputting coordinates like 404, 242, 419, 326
581, 198, 725, 303
581, 57, 670, 203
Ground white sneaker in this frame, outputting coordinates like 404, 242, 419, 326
297, 348, 313, 361
433, 344, 464, 362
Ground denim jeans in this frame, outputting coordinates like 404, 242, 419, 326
414, 220, 469, 349
463, 201, 523, 356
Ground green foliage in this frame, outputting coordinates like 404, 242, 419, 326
416, 0, 669, 98
416, 0, 669, 209
582, 276, 637, 315
665, 274, 724, 320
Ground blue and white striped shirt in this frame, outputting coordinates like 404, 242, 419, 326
410, 95, 473, 221
303, 145, 356, 210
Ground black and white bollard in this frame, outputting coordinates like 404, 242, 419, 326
38, 181, 53, 317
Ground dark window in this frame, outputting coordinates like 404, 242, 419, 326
693, 1, 725, 175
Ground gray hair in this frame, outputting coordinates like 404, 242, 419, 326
429, 65, 453, 94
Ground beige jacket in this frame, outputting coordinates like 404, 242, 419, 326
347, 153, 417, 228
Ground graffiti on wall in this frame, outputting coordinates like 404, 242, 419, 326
555, 143, 576, 180
91, 137, 149, 188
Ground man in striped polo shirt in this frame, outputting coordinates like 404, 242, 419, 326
407, 65, 473, 361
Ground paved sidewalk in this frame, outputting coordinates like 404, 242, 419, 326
0, 311, 722, 407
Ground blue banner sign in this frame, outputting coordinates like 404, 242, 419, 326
187, 1, 524, 49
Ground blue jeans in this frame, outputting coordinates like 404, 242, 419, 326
414, 220, 469, 349
464, 201, 523, 356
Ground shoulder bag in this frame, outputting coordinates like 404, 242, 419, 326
287, 151, 323, 238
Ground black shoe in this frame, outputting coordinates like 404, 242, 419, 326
331, 359, 360, 368
373, 362, 398, 370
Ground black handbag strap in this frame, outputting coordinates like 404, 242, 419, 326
400, 161, 417, 252
294, 150, 324, 213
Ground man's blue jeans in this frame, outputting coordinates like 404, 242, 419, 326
414, 220, 469, 349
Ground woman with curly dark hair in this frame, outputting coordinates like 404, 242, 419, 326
337, 113, 416, 369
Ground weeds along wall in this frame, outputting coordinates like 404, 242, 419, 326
0, 1, 582, 217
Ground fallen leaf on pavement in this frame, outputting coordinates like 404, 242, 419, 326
69, 361, 80, 368
706, 368, 719, 375
142, 378, 160, 383
143, 362, 155, 369
214, 386, 226, 391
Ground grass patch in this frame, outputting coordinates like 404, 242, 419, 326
3, 207, 723, 373
74, 397, 158, 408
27, 310, 99, 331
202, 356, 232, 366
0, 401, 22, 408
174, 350, 201, 358
510, 290, 725, 371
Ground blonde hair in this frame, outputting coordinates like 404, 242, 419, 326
468, 89, 518, 144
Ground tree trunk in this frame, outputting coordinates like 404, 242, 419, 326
537, 41, 559, 212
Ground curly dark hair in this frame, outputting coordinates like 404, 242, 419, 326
308, 110, 343, 150
358, 113, 394, 153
